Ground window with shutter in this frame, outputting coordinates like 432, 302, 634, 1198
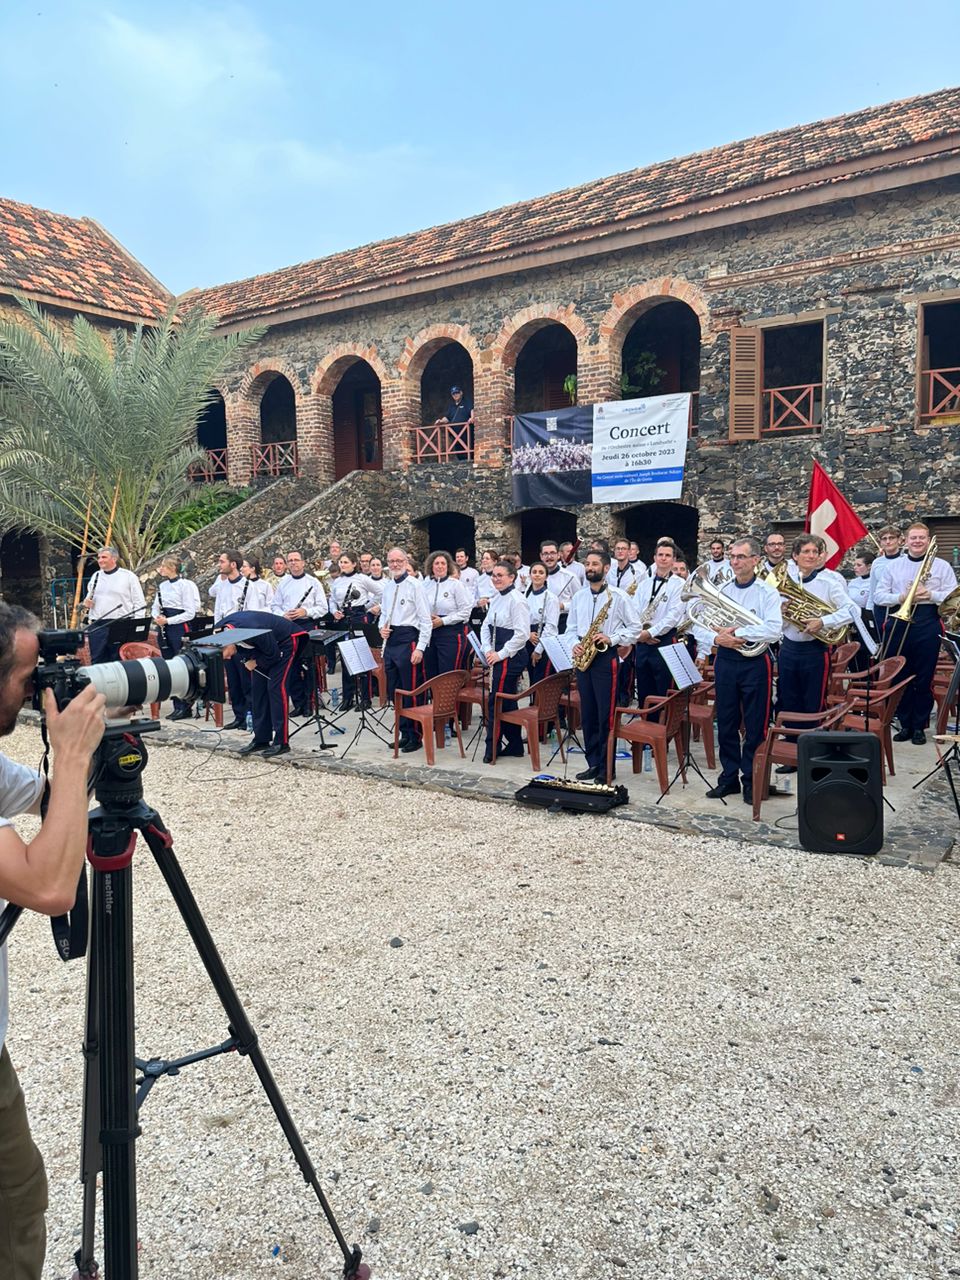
728, 328, 761, 441
925, 517, 960, 570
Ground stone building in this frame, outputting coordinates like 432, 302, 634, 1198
184, 83, 960, 568
3, 85, 960, 601
0, 198, 170, 610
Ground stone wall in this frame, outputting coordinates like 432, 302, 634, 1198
211, 174, 960, 558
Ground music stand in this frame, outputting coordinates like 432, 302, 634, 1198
185, 614, 215, 640
654, 643, 714, 804
539, 634, 583, 769
107, 616, 152, 647
335, 635, 391, 756
915, 636, 960, 822
288, 629, 348, 748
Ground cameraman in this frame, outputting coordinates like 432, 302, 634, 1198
0, 604, 105, 1278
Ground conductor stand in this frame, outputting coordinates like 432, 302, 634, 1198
654, 643, 717, 805
72, 721, 368, 1280
288, 629, 348, 749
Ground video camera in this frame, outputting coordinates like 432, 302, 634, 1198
33, 628, 227, 713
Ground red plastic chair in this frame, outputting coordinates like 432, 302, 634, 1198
491, 671, 569, 771
751, 703, 851, 822
607, 690, 688, 791
394, 670, 469, 766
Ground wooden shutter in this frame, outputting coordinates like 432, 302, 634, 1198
728, 328, 762, 440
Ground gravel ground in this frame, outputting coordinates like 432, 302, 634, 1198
2, 725, 958, 1280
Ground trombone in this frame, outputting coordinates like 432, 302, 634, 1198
879, 537, 937, 659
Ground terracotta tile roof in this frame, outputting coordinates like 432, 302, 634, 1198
191, 85, 960, 326
0, 198, 171, 322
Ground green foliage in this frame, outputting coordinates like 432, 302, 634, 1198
563, 373, 578, 404
620, 349, 665, 399
0, 297, 263, 567
154, 486, 253, 549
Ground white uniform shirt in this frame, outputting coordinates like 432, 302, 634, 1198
365, 575, 386, 611
779, 563, 854, 644
692, 577, 783, 657
846, 575, 873, 612
870, 552, 904, 603
457, 566, 480, 602
613, 561, 643, 594
152, 577, 201, 625
565, 559, 587, 586
271, 572, 328, 620
481, 587, 531, 661
705, 558, 733, 585
87, 566, 145, 624
380, 574, 433, 650
545, 565, 578, 610
567, 582, 639, 649
476, 572, 495, 604
874, 553, 957, 606
330, 572, 377, 613
634, 572, 685, 638
425, 577, 471, 625
0, 756, 45, 1048
209, 574, 245, 624
236, 577, 274, 612
524, 587, 560, 649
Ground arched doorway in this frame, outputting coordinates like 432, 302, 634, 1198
193, 390, 228, 482
620, 300, 701, 424
415, 511, 476, 559
0, 529, 42, 614
517, 508, 578, 565
332, 360, 383, 479
260, 374, 296, 444
420, 344, 474, 425
622, 502, 699, 566
514, 324, 578, 414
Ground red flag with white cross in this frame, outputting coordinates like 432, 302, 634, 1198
806, 462, 868, 569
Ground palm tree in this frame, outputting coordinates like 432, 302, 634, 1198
0, 297, 261, 567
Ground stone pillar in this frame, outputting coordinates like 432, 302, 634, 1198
474, 353, 511, 468
381, 376, 415, 471
225, 392, 254, 486
294, 391, 331, 485
576, 343, 620, 405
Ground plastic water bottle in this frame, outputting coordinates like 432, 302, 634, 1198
331, 687, 341, 708
245, 711, 253, 732
643, 745, 653, 772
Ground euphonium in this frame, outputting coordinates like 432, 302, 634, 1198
572, 591, 613, 671
765, 562, 849, 645
680, 567, 770, 658
939, 582, 960, 631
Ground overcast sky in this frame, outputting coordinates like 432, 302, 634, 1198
0, 1, 955, 295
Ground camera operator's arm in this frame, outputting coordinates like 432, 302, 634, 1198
0, 686, 105, 915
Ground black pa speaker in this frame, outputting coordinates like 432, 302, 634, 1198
797, 731, 883, 855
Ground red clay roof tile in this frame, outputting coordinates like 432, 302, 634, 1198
191, 85, 960, 325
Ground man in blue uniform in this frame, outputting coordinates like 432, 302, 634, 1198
219, 610, 309, 758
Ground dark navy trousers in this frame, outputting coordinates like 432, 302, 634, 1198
884, 605, 941, 732
575, 649, 619, 773
777, 637, 830, 723
714, 647, 774, 787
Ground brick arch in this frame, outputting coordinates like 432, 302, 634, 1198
311, 344, 390, 396
599, 278, 712, 361
238, 357, 305, 403
489, 302, 592, 372
396, 323, 482, 381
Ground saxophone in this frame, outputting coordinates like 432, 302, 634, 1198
765, 562, 849, 645
572, 591, 613, 671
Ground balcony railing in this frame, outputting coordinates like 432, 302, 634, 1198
188, 447, 229, 483
921, 368, 960, 420
762, 383, 823, 435
413, 421, 474, 463
251, 440, 299, 477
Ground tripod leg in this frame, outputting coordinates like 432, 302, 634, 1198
90, 850, 140, 1278
138, 814, 364, 1276
73, 929, 102, 1279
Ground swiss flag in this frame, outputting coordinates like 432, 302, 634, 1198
806, 462, 868, 569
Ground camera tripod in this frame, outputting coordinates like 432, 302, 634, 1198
72, 723, 369, 1280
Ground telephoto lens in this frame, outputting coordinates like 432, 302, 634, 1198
77, 652, 206, 709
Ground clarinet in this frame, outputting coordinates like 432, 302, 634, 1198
155, 582, 168, 651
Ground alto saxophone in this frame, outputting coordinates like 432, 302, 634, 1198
572, 592, 613, 671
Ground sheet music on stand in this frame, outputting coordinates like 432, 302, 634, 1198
466, 629, 490, 668
658, 642, 703, 690
541, 633, 574, 672
337, 635, 378, 676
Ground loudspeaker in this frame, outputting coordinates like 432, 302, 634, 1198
797, 731, 883, 855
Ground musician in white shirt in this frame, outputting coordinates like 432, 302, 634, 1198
454, 548, 480, 602
632, 541, 686, 707
83, 545, 146, 663
380, 547, 433, 752
480, 560, 531, 763
152, 557, 201, 719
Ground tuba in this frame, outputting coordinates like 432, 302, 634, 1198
939, 582, 960, 631
765, 562, 849, 645
680, 567, 770, 658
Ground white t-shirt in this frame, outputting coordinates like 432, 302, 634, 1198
0, 755, 46, 1048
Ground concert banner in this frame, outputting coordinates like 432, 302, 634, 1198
511, 394, 690, 508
